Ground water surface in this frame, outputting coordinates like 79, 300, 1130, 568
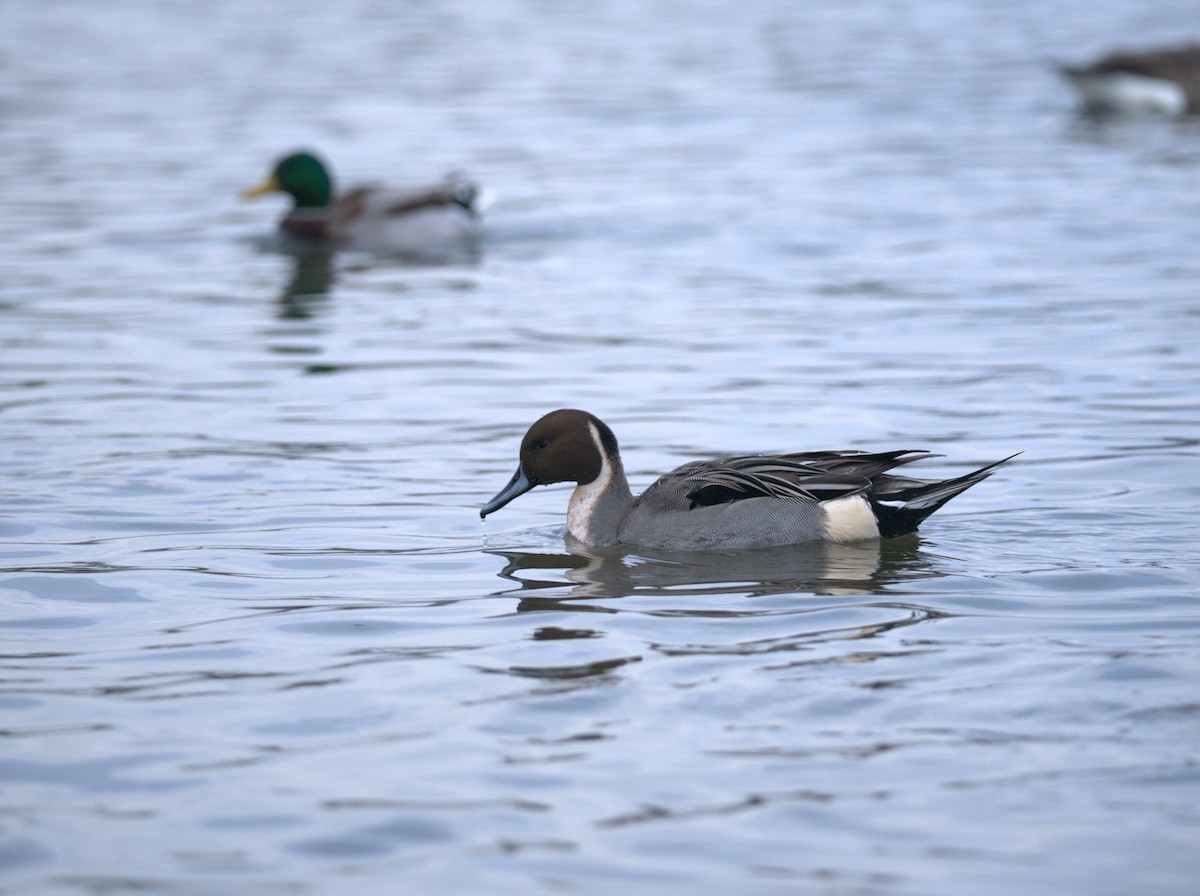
3, 1, 1199, 894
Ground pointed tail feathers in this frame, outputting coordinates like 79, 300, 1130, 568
869, 453, 1020, 538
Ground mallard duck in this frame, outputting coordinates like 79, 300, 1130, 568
481, 409, 1018, 550
242, 151, 482, 257
1061, 43, 1200, 115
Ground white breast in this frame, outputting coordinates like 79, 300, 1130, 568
566, 423, 614, 542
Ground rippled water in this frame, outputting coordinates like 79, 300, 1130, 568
4, 1, 1200, 893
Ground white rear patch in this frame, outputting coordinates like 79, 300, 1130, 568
566, 422, 613, 542
821, 495, 880, 544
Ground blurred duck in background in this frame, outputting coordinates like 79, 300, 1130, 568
1061, 43, 1200, 115
243, 150, 482, 258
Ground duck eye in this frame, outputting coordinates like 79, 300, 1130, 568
534, 438, 549, 451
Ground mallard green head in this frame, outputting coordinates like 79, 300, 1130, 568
242, 152, 334, 208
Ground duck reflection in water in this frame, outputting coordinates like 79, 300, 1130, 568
488, 536, 943, 607
276, 248, 336, 319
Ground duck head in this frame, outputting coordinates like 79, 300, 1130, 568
242, 151, 334, 208
480, 409, 617, 518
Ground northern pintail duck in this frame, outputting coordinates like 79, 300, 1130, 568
242, 151, 481, 256
480, 409, 1017, 551
1061, 43, 1200, 115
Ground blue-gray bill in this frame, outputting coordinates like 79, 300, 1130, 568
480, 466, 535, 518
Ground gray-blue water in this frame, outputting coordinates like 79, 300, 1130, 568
3, 1, 1200, 894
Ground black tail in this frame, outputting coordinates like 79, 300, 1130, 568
869, 453, 1019, 538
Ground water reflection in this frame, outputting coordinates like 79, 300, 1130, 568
276, 249, 335, 319
489, 537, 943, 605
485, 541, 954, 669
262, 240, 483, 319
1060, 112, 1200, 154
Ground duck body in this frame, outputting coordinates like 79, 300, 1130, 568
1061, 43, 1200, 115
481, 409, 1016, 551
243, 151, 481, 258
